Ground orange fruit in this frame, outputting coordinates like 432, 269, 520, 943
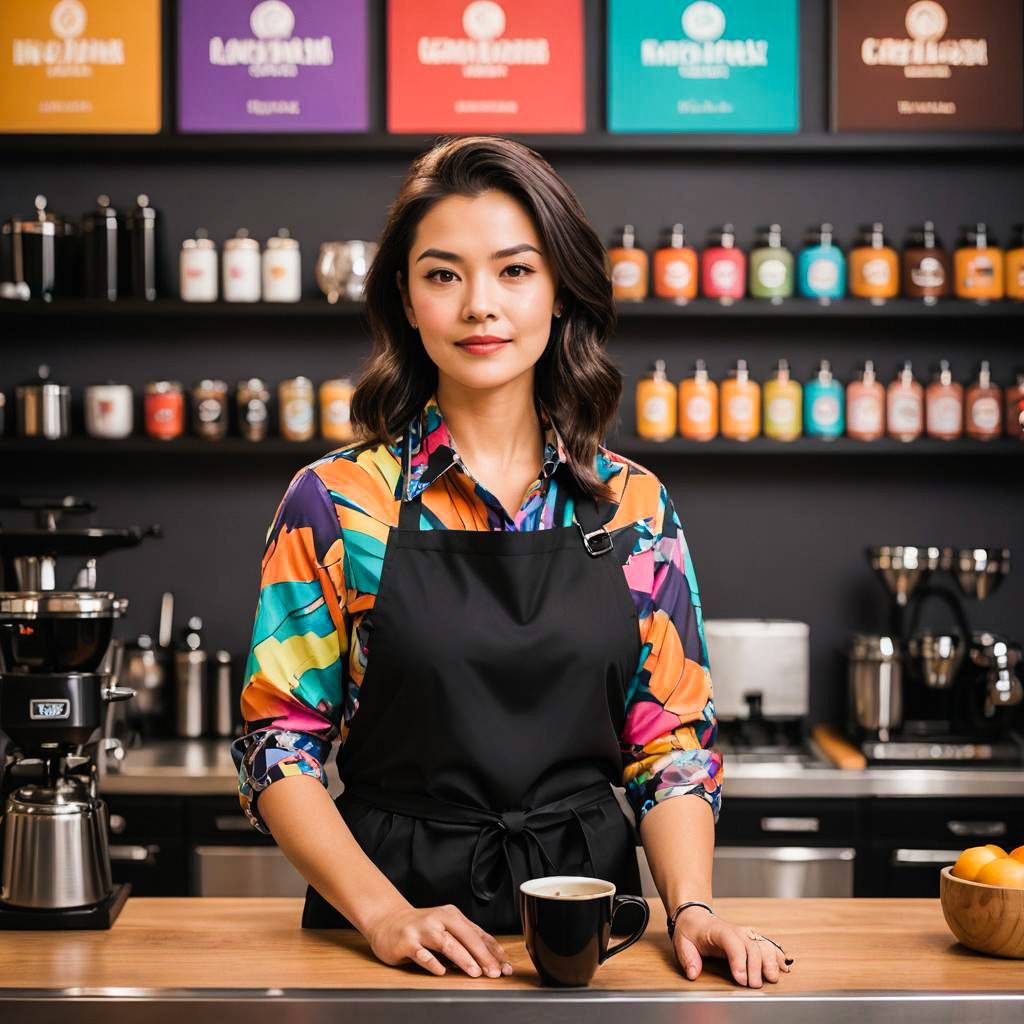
974, 857, 1024, 889
952, 846, 1000, 881
984, 844, 1008, 858
1010, 845, 1024, 865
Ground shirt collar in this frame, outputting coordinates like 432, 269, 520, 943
402, 392, 571, 502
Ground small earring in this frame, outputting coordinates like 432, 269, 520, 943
553, 308, 562, 318
410, 320, 418, 329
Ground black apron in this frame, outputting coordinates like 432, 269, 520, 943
301, 430, 644, 934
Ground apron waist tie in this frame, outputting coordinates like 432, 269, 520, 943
341, 778, 612, 905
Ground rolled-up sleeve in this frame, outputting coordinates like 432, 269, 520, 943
620, 486, 723, 827
230, 467, 348, 834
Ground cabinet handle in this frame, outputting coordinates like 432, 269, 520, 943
109, 844, 159, 866
946, 820, 1007, 838
715, 846, 854, 862
109, 814, 127, 835
760, 817, 820, 833
891, 849, 960, 866
214, 815, 252, 831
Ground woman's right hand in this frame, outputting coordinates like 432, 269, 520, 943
365, 903, 513, 979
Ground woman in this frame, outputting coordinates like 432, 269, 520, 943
231, 136, 793, 987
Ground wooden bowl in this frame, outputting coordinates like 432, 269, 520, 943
939, 865, 1024, 958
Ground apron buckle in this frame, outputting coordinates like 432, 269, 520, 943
577, 523, 613, 557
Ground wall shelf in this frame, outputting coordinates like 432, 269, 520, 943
1, 132, 1023, 159
1, 436, 1019, 458
3, 297, 1022, 320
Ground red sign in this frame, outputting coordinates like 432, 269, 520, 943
387, 0, 583, 133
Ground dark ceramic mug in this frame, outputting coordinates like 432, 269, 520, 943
519, 875, 650, 987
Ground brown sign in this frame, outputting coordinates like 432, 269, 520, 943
832, 0, 1023, 131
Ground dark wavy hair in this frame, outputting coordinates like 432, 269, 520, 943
350, 135, 621, 502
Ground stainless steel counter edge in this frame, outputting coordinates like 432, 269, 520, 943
98, 740, 1024, 798
1, 988, 1023, 1024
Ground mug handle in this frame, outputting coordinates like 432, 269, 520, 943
601, 895, 650, 963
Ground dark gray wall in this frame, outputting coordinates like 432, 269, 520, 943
2, 1, 1022, 729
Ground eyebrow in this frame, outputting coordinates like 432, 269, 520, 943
415, 243, 541, 264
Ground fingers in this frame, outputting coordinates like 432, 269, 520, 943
745, 936, 763, 988
718, 927, 750, 987
441, 909, 507, 979
677, 933, 703, 981
411, 942, 446, 976
759, 940, 780, 983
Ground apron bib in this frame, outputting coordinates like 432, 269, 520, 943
301, 431, 644, 934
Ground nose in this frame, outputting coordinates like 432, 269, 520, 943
462, 272, 499, 322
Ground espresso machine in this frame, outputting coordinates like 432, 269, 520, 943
846, 545, 1023, 764
0, 496, 160, 928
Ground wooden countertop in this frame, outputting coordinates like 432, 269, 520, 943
2, 896, 1022, 994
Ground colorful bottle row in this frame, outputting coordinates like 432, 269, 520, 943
636, 360, 1024, 443
608, 222, 1024, 305
4, 375, 356, 443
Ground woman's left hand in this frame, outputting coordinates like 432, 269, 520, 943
670, 906, 794, 987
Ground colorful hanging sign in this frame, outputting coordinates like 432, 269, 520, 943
177, 0, 368, 133
607, 0, 800, 133
387, 0, 584, 133
832, 0, 1024, 132
0, 0, 161, 133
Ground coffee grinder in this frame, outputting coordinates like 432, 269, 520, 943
846, 545, 1022, 763
0, 496, 160, 928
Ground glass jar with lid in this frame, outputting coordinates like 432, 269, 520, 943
263, 229, 301, 302
222, 229, 261, 302
180, 229, 218, 302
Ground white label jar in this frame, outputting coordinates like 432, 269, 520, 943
85, 382, 134, 439
223, 232, 261, 302
180, 233, 218, 302
263, 230, 301, 302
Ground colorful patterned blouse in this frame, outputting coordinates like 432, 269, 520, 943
231, 393, 723, 836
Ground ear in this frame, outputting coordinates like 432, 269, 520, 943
395, 269, 415, 326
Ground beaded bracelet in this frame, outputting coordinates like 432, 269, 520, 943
666, 900, 714, 940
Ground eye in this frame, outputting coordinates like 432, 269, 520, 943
503, 263, 535, 278
425, 268, 458, 284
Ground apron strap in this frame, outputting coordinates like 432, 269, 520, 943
398, 424, 616, 555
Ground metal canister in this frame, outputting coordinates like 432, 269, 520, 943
128, 194, 159, 301
191, 379, 229, 440
319, 377, 354, 442
237, 378, 270, 441
3, 195, 77, 302
85, 381, 134, 439
174, 649, 208, 738
16, 365, 70, 439
145, 380, 185, 441
210, 650, 235, 737
847, 634, 903, 742
279, 376, 315, 441
81, 194, 122, 302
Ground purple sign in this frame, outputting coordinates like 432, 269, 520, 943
177, 0, 367, 132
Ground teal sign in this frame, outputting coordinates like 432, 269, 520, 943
608, 0, 799, 132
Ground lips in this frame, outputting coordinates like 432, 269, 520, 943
455, 336, 510, 346
454, 335, 512, 356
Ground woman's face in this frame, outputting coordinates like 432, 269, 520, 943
398, 189, 561, 394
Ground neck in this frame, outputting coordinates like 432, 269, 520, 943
435, 371, 544, 476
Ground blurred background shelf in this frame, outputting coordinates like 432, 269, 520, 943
1, 436, 1020, 458
1, 132, 1023, 159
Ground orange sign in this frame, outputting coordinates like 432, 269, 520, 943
387, 0, 584, 133
0, 0, 161, 133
